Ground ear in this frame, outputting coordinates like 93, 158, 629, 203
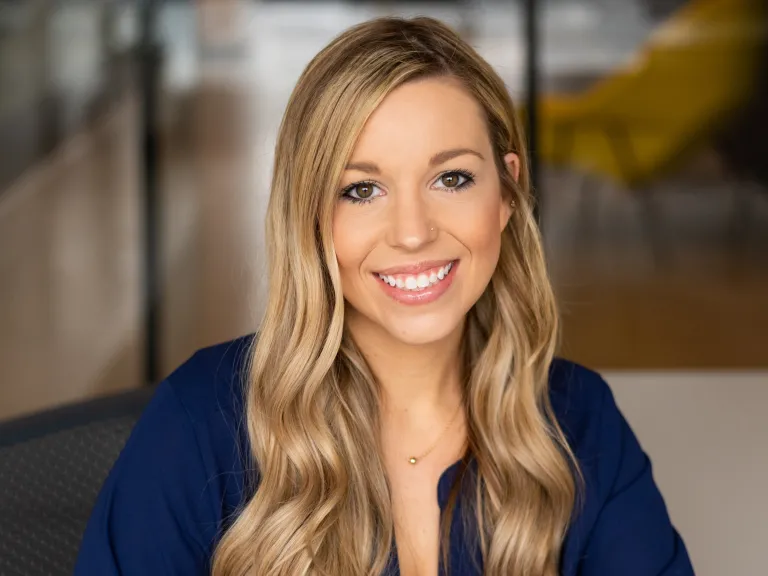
504, 152, 520, 182
499, 152, 520, 231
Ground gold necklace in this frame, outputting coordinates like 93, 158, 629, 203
407, 402, 464, 465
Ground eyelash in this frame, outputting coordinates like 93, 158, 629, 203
340, 169, 477, 204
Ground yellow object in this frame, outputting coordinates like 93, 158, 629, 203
527, 0, 766, 186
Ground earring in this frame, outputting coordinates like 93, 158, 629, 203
510, 200, 516, 207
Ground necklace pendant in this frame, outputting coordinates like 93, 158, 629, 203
408, 457, 417, 465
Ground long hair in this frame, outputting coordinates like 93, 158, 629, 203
212, 16, 579, 576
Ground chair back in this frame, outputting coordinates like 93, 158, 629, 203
0, 388, 154, 576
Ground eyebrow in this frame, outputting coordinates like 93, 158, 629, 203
344, 148, 485, 174
429, 148, 484, 166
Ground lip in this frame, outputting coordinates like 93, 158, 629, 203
373, 260, 459, 306
375, 259, 454, 276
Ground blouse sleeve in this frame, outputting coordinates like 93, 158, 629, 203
578, 381, 696, 575
73, 379, 218, 575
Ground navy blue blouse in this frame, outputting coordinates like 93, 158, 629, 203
74, 335, 695, 575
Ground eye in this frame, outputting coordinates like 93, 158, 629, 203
433, 170, 476, 191
341, 181, 383, 204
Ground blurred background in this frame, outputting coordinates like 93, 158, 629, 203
0, 0, 766, 573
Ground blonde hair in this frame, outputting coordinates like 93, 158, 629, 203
212, 16, 579, 576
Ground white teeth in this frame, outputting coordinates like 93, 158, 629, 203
377, 262, 455, 292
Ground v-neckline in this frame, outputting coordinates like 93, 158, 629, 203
385, 453, 479, 576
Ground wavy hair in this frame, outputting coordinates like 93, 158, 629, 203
212, 16, 580, 576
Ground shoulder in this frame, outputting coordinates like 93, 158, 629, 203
112, 332, 255, 479
160, 332, 257, 510
74, 334, 256, 573
547, 357, 616, 450
546, 359, 631, 521
547, 359, 694, 574
547, 357, 617, 455
546, 357, 627, 491
164, 333, 255, 428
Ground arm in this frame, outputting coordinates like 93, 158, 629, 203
578, 381, 695, 576
73, 380, 218, 575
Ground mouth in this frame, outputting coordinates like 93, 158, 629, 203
372, 260, 459, 305
375, 261, 454, 291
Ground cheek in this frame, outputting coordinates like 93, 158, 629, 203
332, 207, 373, 284
452, 192, 504, 266
469, 223, 502, 276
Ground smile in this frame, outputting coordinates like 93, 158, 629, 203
372, 260, 459, 306
376, 261, 453, 292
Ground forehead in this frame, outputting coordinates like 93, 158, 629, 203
350, 77, 491, 165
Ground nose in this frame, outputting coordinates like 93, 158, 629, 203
385, 187, 438, 251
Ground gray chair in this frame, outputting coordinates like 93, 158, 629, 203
0, 388, 155, 576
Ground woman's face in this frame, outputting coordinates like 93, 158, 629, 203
333, 76, 519, 346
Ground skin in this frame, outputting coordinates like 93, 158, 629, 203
332, 76, 519, 575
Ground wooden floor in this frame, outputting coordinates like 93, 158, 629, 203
541, 165, 768, 369
560, 275, 768, 369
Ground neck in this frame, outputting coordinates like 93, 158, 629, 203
346, 311, 465, 421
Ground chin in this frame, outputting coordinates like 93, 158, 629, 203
379, 310, 464, 346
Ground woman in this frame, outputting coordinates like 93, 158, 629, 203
75, 16, 694, 576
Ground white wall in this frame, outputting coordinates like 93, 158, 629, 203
606, 371, 768, 576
